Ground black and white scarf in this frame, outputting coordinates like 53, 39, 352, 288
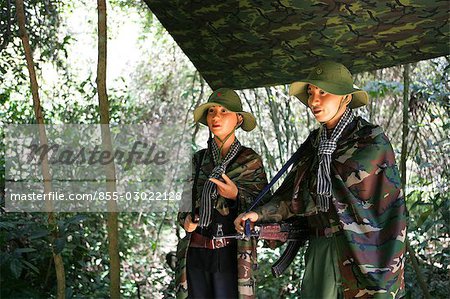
198, 138, 242, 227
317, 108, 354, 212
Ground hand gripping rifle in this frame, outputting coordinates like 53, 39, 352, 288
213, 216, 308, 277
213, 141, 310, 277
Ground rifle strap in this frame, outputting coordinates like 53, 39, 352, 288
246, 140, 309, 213
191, 149, 205, 220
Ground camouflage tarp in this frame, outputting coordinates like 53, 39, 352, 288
144, 0, 449, 89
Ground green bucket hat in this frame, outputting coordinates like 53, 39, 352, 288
194, 88, 256, 132
289, 61, 369, 109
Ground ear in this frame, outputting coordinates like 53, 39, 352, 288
344, 94, 352, 106
237, 113, 244, 126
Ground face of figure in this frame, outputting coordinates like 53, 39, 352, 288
307, 84, 351, 128
206, 105, 242, 140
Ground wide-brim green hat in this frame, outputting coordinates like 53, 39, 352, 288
194, 88, 256, 132
289, 61, 369, 109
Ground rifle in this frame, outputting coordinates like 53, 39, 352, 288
223, 140, 311, 276
213, 216, 309, 276
191, 149, 205, 223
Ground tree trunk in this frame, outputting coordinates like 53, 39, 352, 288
401, 64, 431, 299
15, 0, 66, 298
97, 0, 120, 298
265, 87, 285, 165
400, 64, 409, 190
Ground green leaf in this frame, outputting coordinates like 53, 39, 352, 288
21, 259, 40, 274
29, 230, 49, 240
65, 287, 73, 298
66, 214, 87, 225
416, 209, 433, 228
0, 222, 16, 229
0, 252, 10, 266
443, 123, 450, 130
10, 258, 23, 279
419, 162, 433, 169
14, 248, 37, 254
54, 237, 66, 254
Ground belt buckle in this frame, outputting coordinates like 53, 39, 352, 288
213, 238, 225, 249
324, 227, 333, 238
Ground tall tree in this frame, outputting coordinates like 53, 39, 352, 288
401, 64, 431, 299
14, 0, 66, 298
96, 0, 120, 297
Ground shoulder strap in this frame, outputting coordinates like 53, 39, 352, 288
246, 139, 310, 213
243, 142, 309, 237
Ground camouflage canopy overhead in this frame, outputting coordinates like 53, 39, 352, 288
144, 0, 449, 89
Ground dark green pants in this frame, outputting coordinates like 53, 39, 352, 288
301, 235, 345, 299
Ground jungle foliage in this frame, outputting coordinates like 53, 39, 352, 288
0, 0, 448, 298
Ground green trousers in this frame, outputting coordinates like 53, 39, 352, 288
300, 235, 345, 299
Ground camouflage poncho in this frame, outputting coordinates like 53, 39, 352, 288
176, 145, 268, 299
254, 117, 407, 298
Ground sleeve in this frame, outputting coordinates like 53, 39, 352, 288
333, 130, 407, 296
252, 164, 298, 222
226, 150, 268, 213
177, 150, 203, 228
252, 133, 317, 223
177, 212, 189, 228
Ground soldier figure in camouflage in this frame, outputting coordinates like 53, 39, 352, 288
235, 61, 407, 298
176, 88, 268, 298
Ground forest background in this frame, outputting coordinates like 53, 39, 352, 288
0, 0, 448, 298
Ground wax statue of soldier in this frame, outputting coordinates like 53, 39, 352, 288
175, 88, 268, 299
235, 61, 407, 298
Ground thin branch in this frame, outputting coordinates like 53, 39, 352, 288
384, 95, 399, 133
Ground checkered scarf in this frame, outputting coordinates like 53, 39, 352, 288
317, 108, 354, 212
198, 138, 242, 227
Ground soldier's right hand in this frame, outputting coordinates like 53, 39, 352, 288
183, 214, 198, 232
234, 212, 259, 233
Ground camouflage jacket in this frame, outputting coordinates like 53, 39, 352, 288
175, 145, 268, 299
254, 117, 407, 298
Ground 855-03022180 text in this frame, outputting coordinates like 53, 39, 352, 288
9, 191, 182, 202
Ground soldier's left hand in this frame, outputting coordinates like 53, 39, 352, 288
209, 173, 238, 200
